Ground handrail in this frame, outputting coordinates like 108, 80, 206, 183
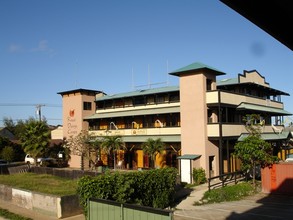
208, 171, 245, 191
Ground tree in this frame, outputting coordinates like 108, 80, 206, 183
1, 146, 15, 163
101, 135, 125, 170
234, 114, 277, 187
65, 130, 94, 170
3, 117, 26, 139
242, 114, 264, 136
89, 138, 103, 168
19, 118, 51, 164
0, 136, 25, 162
141, 138, 165, 168
0, 136, 11, 152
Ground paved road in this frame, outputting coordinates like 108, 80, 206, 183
1, 192, 293, 220
174, 192, 293, 220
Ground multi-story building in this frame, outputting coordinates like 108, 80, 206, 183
58, 62, 292, 183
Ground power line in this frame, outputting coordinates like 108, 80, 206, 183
0, 103, 62, 123
0, 103, 61, 107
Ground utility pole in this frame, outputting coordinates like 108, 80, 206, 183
36, 104, 45, 121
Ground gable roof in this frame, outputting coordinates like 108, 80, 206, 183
0, 127, 15, 140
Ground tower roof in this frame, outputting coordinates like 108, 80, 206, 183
169, 62, 226, 76
57, 88, 104, 96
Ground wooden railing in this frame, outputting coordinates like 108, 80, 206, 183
208, 171, 246, 191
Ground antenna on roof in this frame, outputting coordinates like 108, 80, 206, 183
131, 67, 135, 90
133, 63, 170, 90
166, 60, 169, 85
148, 64, 151, 88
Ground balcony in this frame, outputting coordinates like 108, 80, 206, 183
89, 127, 181, 137
206, 91, 284, 109
207, 123, 285, 137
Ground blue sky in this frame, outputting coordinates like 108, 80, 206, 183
1, 0, 293, 127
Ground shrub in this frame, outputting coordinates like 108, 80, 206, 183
77, 168, 178, 216
192, 167, 207, 185
1, 146, 15, 163
199, 182, 256, 204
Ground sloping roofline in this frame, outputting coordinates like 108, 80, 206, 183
57, 88, 104, 96
95, 86, 179, 101
169, 62, 226, 76
217, 70, 290, 96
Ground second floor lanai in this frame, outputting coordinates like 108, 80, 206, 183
85, 86, 181, 136
84, 67, 291, 140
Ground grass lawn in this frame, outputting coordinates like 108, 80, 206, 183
0, 172, 78, 196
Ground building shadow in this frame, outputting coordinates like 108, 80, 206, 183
226, 178, 293, 220
171, 183, 193, 208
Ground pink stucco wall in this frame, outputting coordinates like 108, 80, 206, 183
61, 91, 96, 168
179, 71, 219, 176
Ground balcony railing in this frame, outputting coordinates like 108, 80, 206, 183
89, 127, 181, 137
206, 91, 284, 109
207, 124, 285, 137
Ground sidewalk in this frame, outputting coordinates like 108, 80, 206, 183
174, 182, 209, 210
0, 199, 85, 220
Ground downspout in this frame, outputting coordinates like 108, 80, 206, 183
218, 90, 223, 175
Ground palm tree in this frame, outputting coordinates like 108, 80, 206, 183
141, 138, 165, 168
101, 135, 125, 170
89, 138, 103, 169
20, 118, 50, 164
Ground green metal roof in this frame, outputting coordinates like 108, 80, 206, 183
96, 86, 179, 101
216, 78, 238, 86
236, 103, 292, 116
177, 154, 201, 160
84, 106, 180, 119
169, 62, 226, 76
238, 131, 291, 141
217, 80, 289, 96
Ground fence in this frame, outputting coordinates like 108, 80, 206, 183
30, 166, 101, 179
208, 171, 245, 191
0, 163, 102, 179
261, 163, 293, 194
0, 163, 29, 175
88, 198, 173, 220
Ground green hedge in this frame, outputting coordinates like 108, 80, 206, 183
77, 167, 178, 215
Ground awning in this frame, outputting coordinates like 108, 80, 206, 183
177, 154, 201, 160
238, 131, 291, 141
84, 106, 180, 119
236, 103, 292, 116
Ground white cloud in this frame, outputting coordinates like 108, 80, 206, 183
31, 40, 49, 52
8, 40, 56, 57
8, 44, 22, 53
31, 40, 56, 56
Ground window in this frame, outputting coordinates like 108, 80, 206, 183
206, 79, 212, 91
156, 94, 166, 103
134, 97, 145, 106
169, 92, 179, 102
83, 102, 92, 110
